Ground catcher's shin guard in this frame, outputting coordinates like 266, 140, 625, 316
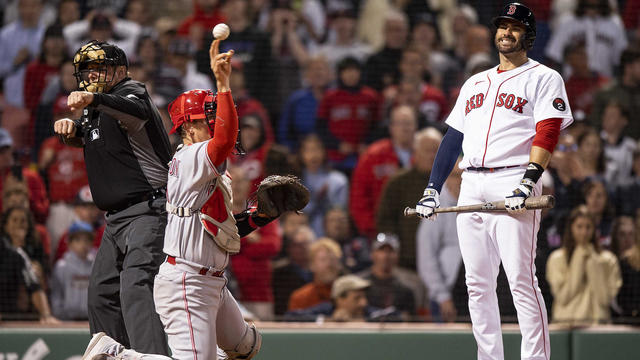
223, 324, 262, 359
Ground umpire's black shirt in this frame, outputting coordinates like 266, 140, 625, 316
81, 78, 171, 212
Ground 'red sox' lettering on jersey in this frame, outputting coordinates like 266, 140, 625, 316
465, 93, 485, 115
496, 93, 528, 113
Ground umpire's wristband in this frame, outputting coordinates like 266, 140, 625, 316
522, 162, 544, 187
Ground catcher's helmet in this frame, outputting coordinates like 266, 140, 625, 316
73, 40, 128, 92
492, 2, 536, 50
168, 89, 217, 134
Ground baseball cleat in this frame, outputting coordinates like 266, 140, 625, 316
82, 332, 123, 360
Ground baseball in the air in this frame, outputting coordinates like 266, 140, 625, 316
212, 23, 230, 40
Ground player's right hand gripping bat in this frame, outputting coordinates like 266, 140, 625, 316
404, 195, 555, 217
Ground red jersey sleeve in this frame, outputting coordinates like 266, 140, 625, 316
532, 118, 562, 153
206, 91, 239, 167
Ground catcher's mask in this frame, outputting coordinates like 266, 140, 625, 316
168, 89, 246, 154
73, 40, 128, 93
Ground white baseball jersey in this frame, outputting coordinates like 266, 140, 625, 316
447, 59, 573, 169
163, 141, 239, 269
545, 15, 627, 77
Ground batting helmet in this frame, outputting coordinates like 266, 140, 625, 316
167, 89, 217, 134
73, 40, 128, 93
492, 2, 536, 50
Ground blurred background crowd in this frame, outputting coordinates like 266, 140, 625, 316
0, 0, 640, 326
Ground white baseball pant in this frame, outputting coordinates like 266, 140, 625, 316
457, 168, 549, 360
154, 260, 249, 360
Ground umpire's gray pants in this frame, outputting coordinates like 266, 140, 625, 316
88, 197, 169, 356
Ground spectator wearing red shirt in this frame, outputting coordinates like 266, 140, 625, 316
350, 105, 417, 237
38, 97, 89, 245
316, 57, 381, 174
38, 136, 87, 204
0, 129, 49, 224
33, 61, 78, 156
229, 166, 282, 320
24, 25, 68, 112
563, 40, 610, 121
178, 0, 225, 46
229, 113, 272, 193
623, 0, 640, 36
384, 47, 448, 127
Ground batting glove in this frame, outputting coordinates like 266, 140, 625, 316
417, 188, 440, 220
505, 179, 534, 214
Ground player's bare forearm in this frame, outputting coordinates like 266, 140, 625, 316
529, 146, 552, 168
209, 39, 233, 92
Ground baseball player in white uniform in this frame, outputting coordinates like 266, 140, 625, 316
82, 39, 270, 360
416, 3, 572, 360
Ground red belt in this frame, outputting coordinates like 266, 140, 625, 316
167, 256, 225, 277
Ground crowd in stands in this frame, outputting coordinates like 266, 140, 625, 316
1, 0, 640, 326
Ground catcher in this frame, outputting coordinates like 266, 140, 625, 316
82, 38, 309, 360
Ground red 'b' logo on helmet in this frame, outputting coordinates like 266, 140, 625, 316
507, 4, 516, 15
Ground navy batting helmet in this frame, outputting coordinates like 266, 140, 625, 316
492, 2, 536, 50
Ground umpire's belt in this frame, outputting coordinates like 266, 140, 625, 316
107, 187, 166, 215
166, 255, 225, 277
466, 165, 521, 173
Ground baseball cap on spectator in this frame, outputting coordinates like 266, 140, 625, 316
91, 13, 113, 30
0, 128, 13, 149
337, 56, 361, 73
44, 24, 64, 39
240, 114, 262, 129
168, 37, 194, 56
372, 232, 400, 252
74, 185, 94, 206
456, 3, 478, 24
155, 17, 178, 35
331, 275, 371, 299
619, 48, 640, 70
68, 221, 94, 237
327, 0, 356, 18
412, 12, 437, 26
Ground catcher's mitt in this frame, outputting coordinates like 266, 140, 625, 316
255, 175, 310, 218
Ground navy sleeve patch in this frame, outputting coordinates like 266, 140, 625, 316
553, 98, 566, 111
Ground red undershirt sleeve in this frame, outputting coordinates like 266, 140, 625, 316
207, 91, 239, 167
532, 118, 562, 153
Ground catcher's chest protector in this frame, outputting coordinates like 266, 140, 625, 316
200, 172, 241, 254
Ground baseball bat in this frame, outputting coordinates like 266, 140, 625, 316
404, 195, 555, 217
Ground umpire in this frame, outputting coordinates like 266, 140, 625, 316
54, 40, 170, 355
